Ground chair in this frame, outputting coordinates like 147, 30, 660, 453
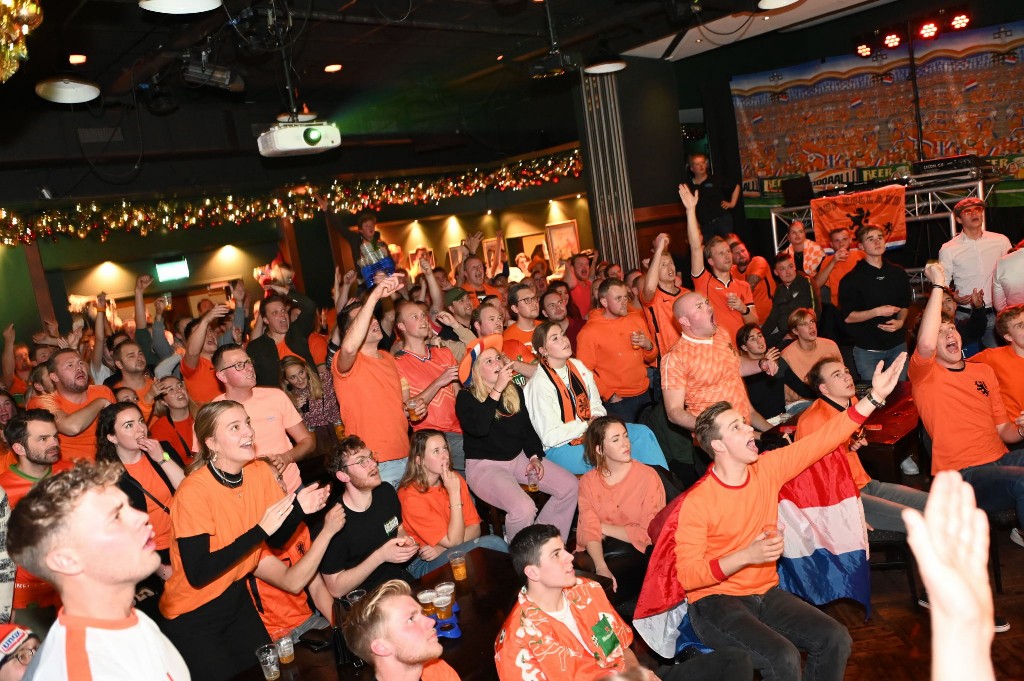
987, 508, 1018, 595
867, 529, 919, 607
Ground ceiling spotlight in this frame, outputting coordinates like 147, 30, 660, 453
757, 0, 800, 8
139, 0, 220, 13
323, 64, 342, 73
950, 13, 970, 30
35, 76, 100, 104
919, 21, 938, 39
68, 54, 87, 65
583, 40, 626, 75
883, 33, 901, 48
856, 44, 872, 58
762, 16, 770, 21
496, 54, 504, 61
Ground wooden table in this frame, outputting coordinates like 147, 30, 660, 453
230, 548, 609, 681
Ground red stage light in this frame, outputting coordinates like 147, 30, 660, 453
950, 13, 970, 30
883, 33, 901, 48
856, 43, 872, 57
919, 22, 938, 39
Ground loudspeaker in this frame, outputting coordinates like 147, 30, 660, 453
781, 175, 815, 207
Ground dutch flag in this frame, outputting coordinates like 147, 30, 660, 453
850, 98, 863, 109
882, 73, 894, 84
752, 114, 765, 124
964, 79, 979, 92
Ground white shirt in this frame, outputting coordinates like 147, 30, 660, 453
993, 249, 1024, 311
938, 229, 1012, 307
524, 358, 607, 450
25, 608, 190, 681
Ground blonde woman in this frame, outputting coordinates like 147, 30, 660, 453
453, 335, 577, 541
279, 355, 340, 431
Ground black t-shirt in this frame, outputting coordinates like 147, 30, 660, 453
318, 483, 411, 590
838, 259, 911, 350
685, 174, 737, 226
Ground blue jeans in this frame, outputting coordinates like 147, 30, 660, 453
407, 536, 509, 578
446, 432, 466, 472
690, 587, 851, 681
377, 457, 409, 489
860, 479, 929, 532
852, 343, 908, 383
604, 392, 652, 423
544, 423, 668, 475
959, 450, 1024, 523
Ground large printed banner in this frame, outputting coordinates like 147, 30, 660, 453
732, 21, 1024, 197
810, 184, 907, 249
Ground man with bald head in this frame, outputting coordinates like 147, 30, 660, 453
662, 291, 777, 440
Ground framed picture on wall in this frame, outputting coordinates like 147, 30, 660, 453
545, 220, 580, 268
521, 233, 550, 273
447, 245, 464, 272
407, 247, 435, 278
482, 238, 500, 276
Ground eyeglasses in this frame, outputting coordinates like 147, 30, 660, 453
222, 359, 254, 372
341, 453, 379, 469
515, 296, 538, 305
9, 645, 36, 666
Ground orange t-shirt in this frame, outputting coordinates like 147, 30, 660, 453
796, 398, 871, 489
123, 456, 174, 551
114, 377, 154, 421
148, 415, 195, 467
692, 269, 754, 345
422, 660, 461, 681
161, 461, 284, 618
274, 340, 301, 362
569, 279, 594, 317
7, 374, 27, 401
332, 350, 409, 462
209, 388, 304, 459
250, 525, 314, 636
675, 406, 866, 602
180, 355, 221, 405
1, 461, 73, 608
643, 286, 685, 358
577, 461, 665, 553
396, 475, 481, 547
660, 328, 753, 422
27, 385, 115, 462
308, 333, 329, 367
460, 283, 500, 309
909, 352, 1007, 474
733, 257, 776, 325
575, 313, 656, 399
970, 346, 1024, 419
503, 322, 539, 363
820, 249, 866, 303
780, 338, 840, 404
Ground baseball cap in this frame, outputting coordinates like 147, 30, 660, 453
0, 624, 36, 666
953, 196, 984, 217
444, 288, 470, 307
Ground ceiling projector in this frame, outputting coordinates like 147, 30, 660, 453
257, 121, 341, 158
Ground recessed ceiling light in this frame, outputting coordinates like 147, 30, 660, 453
696, 38, 702, 43
324, 64, 342, 73
496, 54, 504, 62
69, 54, 87, 65
763, 16, 770, 20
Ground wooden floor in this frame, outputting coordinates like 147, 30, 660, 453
832, 528, 1024, 681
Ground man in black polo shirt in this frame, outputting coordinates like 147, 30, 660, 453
318, 436, 419, 598
839, 224, 911, 383
684, 152, 740, 240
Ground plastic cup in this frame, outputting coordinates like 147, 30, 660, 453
275, 634, 295, 665
762, 523, 779, 539
256, 644, 281, 680
433, 593, 454, 620
435, 582, 455, 599
526, 468, 539, 493
346, 588, 367, 604
417, 589, 438, 617
448, 551, 467, 581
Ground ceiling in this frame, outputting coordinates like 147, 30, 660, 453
0, 0, 897, 207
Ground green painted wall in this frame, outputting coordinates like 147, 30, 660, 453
0, 246, 41, 344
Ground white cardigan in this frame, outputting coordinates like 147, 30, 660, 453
524, 358, 607, 450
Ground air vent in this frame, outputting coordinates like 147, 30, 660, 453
77, 127, 124, 144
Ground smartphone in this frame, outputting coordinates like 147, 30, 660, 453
298, 628, 333, 652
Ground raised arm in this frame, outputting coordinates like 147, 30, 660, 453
679, 185, 703, 278
422, 257, 444, 316
642, 233, 670, 304
916, 263, 946, 361
336, 274, 402, 373
134, 275, 153, 331
183, 304, 229, 370
91, 294, 109, 375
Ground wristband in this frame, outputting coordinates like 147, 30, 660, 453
160, 452, 171, 464
450, 503, 463, 509
865, 392, 885, 409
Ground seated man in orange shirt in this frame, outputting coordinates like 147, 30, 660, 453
27, 348, 114, 462
495, 524, 752, 681
680, 185, 757, 344
911, 263, 1024, 545
342, 580, 461, 681
576, 278, 657, 422
503, 284, 541, 364
678, 353, 904, 681
728, 234, 775, 325
970, 304, 1024, 455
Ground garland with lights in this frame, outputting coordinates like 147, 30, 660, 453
0, 148, 583, 245
0, 0, 42, 83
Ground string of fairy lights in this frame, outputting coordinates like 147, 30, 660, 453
0, 148, 583, 246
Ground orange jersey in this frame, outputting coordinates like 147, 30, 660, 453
691, 269, 754, 345
732, 257, 776, 324
332, 350, 409, 462
123, 456, 174, 551
148, 415, 195, 467
643, 286, 685, 358
397, 475, 481, 547
250, 525, 314, 636
180, 355, 221, 405
819, 250, 865, 302
674, 405, 866, 602
661, 327, 753, 422
114, 377, 154, 421
461, 283, 501, 309
394, 346, 462, 434
970, 346, 1024, 418
423, 659, 461, 681
27, 385, 115, 462
503, 322, 539, 363
909, 352, 1007, 474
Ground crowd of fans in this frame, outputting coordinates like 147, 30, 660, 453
0, 175, 1021, 681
